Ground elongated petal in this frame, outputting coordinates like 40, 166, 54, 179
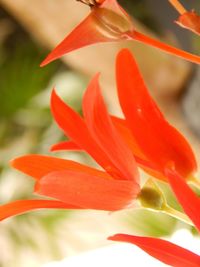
11, 154, 111, 180
111, 116, 145, 159
83, 73, 139, 183
51, 116, 144, 159
111, 116, 171, 180
176, 11, 200, 36
51, 117, 164, 180
40, 15, 109, 67
51, 140, 82, 151
0, 199, 80, 221
165, 169, 200, 233
116, 48, 197, 179
109, 234, 200, 267
50, 133, 164, 180
51, 90, 123, 176
41, 0, 133, 66
128, 30, 200, 65
35, 170, 137, 211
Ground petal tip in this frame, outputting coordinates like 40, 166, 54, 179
40, 52, 59, 67
9, 155, 26, 169
50, 145, 56, 152
40, 59, 48, 67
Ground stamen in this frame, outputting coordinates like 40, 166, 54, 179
168, 0, 187, 15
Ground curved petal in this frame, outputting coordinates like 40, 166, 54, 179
83, 73, 139, 183
35, 170, 138, 211
109, 234, 200, 267
51, 90, 124, 177
111, 116, 169, 181
41, 0, 133, 66
111, 116, 145, 159
116, 48, 197, 179
165, 169, 200, 233
50, 133, 165, 181
40, 14, 109, 67
0, 199, 80, 221
11, 154, 111, 180
50, 140, 82, 151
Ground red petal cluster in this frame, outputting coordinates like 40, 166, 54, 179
1, 48, 197, 226
1, 31, 200, 265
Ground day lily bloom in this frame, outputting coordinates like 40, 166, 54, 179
0, 72, 140, 221
109, 169, 200, 267
41, 0, 200, 66
52, 49, 197, 181
169, 0, 200, 36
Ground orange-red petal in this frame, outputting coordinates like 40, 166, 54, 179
111, 116, 145, 159
176, 11, 200, 36
35, 170, 138, 211
50, 116, 164, 180
50, 140, 82, 151
0, 199, 80, 221
83, 73, 139, 182
40, 14, 109, 67
111, 116, 171, 180
51, 90, 123, 175
109, 234, 200, 267
165, 169, 200, 233
41, 0, 133, 66
116, 48, 197, 179
11, 154, 111, 180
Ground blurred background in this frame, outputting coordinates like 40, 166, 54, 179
0, 0, 200, 266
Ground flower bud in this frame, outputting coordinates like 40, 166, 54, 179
138, 179, 166, 211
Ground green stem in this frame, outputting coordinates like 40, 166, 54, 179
138, 178, 193, 226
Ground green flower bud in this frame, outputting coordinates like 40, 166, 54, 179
138, 179, 167, 211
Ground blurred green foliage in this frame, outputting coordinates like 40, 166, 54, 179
0, 40, 58, 120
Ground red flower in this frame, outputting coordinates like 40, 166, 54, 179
40, 0, 200, 66
0, 49, 197, 224
109, 169, 200, 267
0, 72, 140, 220
52, 49, 197, 181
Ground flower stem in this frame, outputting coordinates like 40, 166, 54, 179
138, 178, 193, 226
168, 0, 187, 15
162, 204, 193, 226
131, 30, 200, 65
